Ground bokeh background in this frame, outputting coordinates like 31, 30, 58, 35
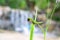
0, 0, 60, 40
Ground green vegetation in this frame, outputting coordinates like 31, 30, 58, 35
0, 0, 60, 21
0, 0, 5, 5
0, 0, 27, 9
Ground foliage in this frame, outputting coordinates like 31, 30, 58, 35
7, 0, 18, 8
8, 0, 27, 9
35, 0, 49, 9
0, 0, 27, 9
0, 0, 5, 6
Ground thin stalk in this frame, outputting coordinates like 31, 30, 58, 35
45, 2, 57, 40
30, 7, 38, 40
43, 0, 50, 40
46, 0, 50, 32
50, 4, 57, 20
44, 31, 46, 40
35, 8, 38, 21
46, 3, 57, 31
30, 24, 35, 40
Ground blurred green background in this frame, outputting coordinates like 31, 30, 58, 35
0, 0, 60, 22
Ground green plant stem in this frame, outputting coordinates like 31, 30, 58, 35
44, 31, 46, 40
50, 4, 57, 20
46, 3, 57, 31
44, 3, 57, 40
43, 1, 50, 40
35, 9, 38, 21
30, 24, 35, 40
30, 7, 38, 40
